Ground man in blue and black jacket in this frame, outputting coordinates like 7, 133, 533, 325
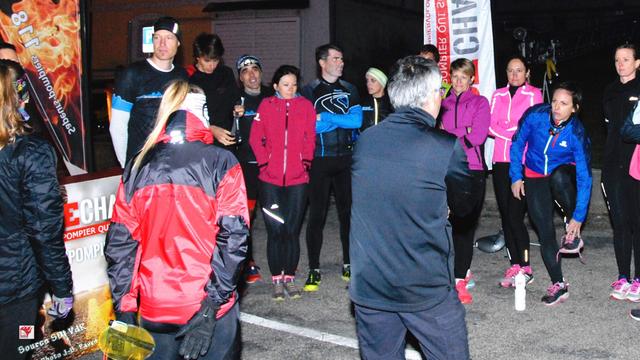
301, 44, 362, 291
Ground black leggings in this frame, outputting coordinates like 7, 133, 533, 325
305, 155, 352, 269
602, 165, 640, 279
260, 182, 307, 276
241, 162, 259, 262
526, 165, 576, 284
493, 163, 530, 266
451, 170, 486, 279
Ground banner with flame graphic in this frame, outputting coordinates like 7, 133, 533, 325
0, 0, 88, 175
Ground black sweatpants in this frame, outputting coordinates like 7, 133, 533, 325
0, 295, 40, 360
240, 162, 259, 262
451, 170, 486, 279
142, 302, 240, 360
493, 162, 531, 266
260, 182, 308, 276
354, 290, 469, 360
602, 164, 640, 279
305, 155, 352, 269
526, 165, 576, 284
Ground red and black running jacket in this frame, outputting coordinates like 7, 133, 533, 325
105, 95, 249, 324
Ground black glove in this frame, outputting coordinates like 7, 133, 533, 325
115, 311, 138, 326
175, 298, 219, 360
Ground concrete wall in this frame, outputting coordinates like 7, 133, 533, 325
90, 0, 329, 82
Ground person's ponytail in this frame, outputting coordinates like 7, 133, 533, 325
132, 80, 191, 169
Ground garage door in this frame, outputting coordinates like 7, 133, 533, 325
214, 17, 301, 84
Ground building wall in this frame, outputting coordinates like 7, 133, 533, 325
90, 0, 329, 83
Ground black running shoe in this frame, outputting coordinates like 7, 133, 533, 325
541, 282, 569, 306
303, 269, 321, 292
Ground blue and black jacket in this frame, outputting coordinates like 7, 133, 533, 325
510, 103, 592, 222
301, 78, 362, 157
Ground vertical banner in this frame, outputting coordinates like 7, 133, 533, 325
424, 0, 496, 168
423, 0, 496, 98
0, 0, 89, 175
26, 173, 120, 359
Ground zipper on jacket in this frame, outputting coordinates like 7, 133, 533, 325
543, 134, 554, 174
454, 93, 461, 129
283, 101, 289, 185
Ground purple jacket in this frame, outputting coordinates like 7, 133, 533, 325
440, 90, 491, 170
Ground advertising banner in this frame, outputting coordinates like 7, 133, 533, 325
26, 173, 121, 360
0, 0, 89, 175
424, 0, 497, 168
423, 0, 496, 98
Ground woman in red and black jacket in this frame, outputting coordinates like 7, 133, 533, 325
250, 65, 316, 301
105, 80, 249, 360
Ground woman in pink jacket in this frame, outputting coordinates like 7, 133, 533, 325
489, 55, 543, 288
440, 58, 491, 304
250, 65, 316, 301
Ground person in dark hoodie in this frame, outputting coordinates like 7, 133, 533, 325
350, 56, 473, 360
189, 33, 240, 150
233, 54, 275, 284
360, 67, 392, 131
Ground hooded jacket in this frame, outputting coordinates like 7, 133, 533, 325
440, 89, 491, 170
349, 107, 474, 312
489, 84, 543, 163
0, 135, 72, 305
510, 103, 592, 222
250, 94, 316, 187
105, 93, 249, 324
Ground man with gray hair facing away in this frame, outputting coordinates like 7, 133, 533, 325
350, 56, 473, 360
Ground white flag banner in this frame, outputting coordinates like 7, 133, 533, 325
424, 0, 497, 168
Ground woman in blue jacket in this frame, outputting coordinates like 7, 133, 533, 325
510, 81, 592, 306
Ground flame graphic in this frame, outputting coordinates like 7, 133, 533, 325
0, 0, 82, 121
0, 0, 86, 170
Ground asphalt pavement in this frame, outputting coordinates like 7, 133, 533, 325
237, 170, 640, 360
80, 169, 640, 359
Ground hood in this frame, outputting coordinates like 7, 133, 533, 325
156, 92, 213, 145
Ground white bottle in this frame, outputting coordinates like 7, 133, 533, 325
514, 270, 526, 311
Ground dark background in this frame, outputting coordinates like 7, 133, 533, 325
330, 0, 640, 169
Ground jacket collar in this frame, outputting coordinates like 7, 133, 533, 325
392, 106, 436, 128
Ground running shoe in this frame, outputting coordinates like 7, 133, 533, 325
303, 269, 321, 292
499, 264, 521, 288
557, 235, 585, 263
342, 264, 351, 282
272, 276, 284, 301
521, 265, 534, 285
627, 278, 640, 303
455, 279, 473, 305
245, 261, 262, 284
283, 275, 301, 299
631, 308, 640, 321
610, 278, 631, 301
465, 269, 475, 289
541, 282, 569, 306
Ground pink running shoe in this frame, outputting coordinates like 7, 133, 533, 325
542, 282, 569, 306
499, 264, 521, 288
627, 278, 640, 303
610, 278, 631, 300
